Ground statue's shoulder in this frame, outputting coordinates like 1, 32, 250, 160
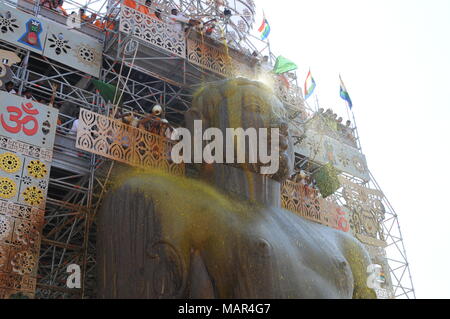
113, 170, 187, 194
110, 169, 242, 214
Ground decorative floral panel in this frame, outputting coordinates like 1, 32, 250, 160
0, 3, 47, 54
42, 23, 102, 78
339, 176, 387, 247
0, 3, 102, 77
0, 93, 58, 298
119, 6, 186, 58
187, 38, 253, 78
187, 38, 233, 77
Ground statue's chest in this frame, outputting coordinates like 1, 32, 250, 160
288, 234, 354, 298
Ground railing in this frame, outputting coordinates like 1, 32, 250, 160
119, 5, 186, 58
274, 75, 304, 109
281, 180, 351, 233
281, 178, 393, 299
75, 109, 185, 176
10, 0, 304, 110
16, 0, 106, 40
187, 36, 254, 78
115, 4, 302, 107
309, 115, 359, 149
4, 0, 305, 118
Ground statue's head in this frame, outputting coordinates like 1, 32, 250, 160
184, 78, 294, 182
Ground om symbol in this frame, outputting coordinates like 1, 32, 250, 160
0, 102, 39, 136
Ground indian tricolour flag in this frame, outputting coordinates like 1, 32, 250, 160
339, 75, 353, 109
304, 70, 316, 100
258, 15, 271, 40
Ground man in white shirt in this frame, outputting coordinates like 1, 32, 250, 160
23, 89, 37, 101
168, 8, 189, 33
69, 119, 79, 135
4, 81, 17, 94
160, 119, 178, 140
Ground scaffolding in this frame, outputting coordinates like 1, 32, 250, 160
0, 0, 414, 299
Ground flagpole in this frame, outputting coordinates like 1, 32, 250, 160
340, 74, 363, 152
302, 68, 317, 114
266, 30, 273, 63
351, 108, 364, 153
339, 74, 351, 122
344, 98, 351, 123
342, 99, 363, 153
260, 10, 273, 62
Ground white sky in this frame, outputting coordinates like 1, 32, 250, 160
254, 0, 450, 298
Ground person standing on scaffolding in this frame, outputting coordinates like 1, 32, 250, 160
39, 0, 53, 10
168, 8, 190, 33
137, 0, 152, 16
3, 81, 17, 95
204, 19, 217, 36
123, 0, 137, 9
138, 104, 163, 134
54, 0, 68, 16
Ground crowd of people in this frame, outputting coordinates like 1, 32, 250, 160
2, 81, 37, 101
37, 0, 219, 36
2, 81, 63, 126
16, 1, 291, 144
35, 0, 281, 73
68, 103, 177, 145
120, 1, 220, 35
317, 108, 357, 146
2, 81, 59, 105
38, 0, 115, 31
291, 170, 319, 196
115, 104, 177, 140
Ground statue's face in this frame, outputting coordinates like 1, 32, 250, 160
186, 78, 294, 182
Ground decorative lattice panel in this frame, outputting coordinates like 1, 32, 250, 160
338, 176, 386, 247
187, 38, 234, 77
75, 109, 184, 176
294, 127, 370, 181
119, 6, 186, 58
281, 180, 351, 233
187, 38, 253, 78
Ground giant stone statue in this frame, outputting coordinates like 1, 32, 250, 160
97, 78, 376, 299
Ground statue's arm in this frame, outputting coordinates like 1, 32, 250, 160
97, 174, 215, 299
341, 236, 378, 299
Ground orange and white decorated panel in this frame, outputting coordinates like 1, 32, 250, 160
0, 92, 58, 299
